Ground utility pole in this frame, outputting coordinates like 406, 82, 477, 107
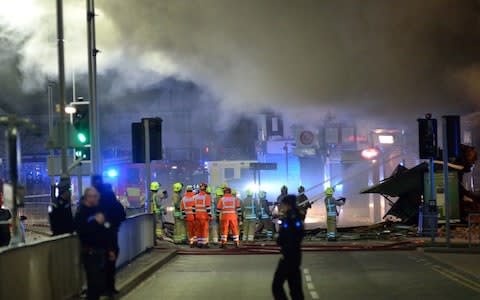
47, 83, 56, 202
56, 0, 68, 179
87, 0, 101, 175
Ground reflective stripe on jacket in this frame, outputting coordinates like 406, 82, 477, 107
181, 192, 196, 221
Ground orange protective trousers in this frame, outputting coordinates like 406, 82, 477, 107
185, 220, 196, 244
220, 215, 239, 244
195, 217, 209, 245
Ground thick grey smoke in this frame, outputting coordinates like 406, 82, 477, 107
1, 0, 480, 119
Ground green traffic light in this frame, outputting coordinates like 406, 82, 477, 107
77, 132, 87, 143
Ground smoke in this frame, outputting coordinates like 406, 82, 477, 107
1, 0, 480, 119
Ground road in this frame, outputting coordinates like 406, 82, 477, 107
123, 251, 480, 300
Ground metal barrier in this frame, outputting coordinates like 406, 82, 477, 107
0, 213, 155, 300
0, 235, 83, 300
468, 213, 480, 248
116, 213, 155, 267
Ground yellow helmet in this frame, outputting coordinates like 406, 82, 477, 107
259, 191, 267, 198
220, 183, 229, 189
215, 187, 224, 197
150, 181, 160, 191
325, 187, 335, 196
246, 190, 254, 197
173, 182, 183, 193
186, 185, 193, 192
206, 186, 212, 194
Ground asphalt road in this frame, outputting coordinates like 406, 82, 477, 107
123, 251, 480, 300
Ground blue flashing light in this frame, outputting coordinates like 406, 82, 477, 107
106, 169, 118, 178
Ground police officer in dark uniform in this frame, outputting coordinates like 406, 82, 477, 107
75, 187, 115, 300
272, 195, 305, 300
49, 178, 74, 236
91, 176, 126, 297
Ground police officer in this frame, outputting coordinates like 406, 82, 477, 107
0, 195, 11, 246
49, 178, 74, 236
272, 195, 304, 300
91, 176, 126, 296
75, 187, 115, 300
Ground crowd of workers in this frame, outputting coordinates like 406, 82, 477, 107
149, 181, 346, 247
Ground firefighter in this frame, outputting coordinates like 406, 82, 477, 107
210, 187, 224, 244
216, 187, 241, 248
150, 181, 167, 238
241, 190, 258, 241
296, 186, 311, 223
181, 185, 197, 247
277, 185, 288, 204
258, 190, 273, 240
324, 187, 345, 241
195, 183, 211, 248
172, 182, 187, 244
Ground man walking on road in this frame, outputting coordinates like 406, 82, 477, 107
272, 195, 304, 300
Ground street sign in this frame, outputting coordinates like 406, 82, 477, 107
249, 162, 277, 170
299, 130, 314, 146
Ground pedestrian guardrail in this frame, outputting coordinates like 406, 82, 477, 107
0, 213, 155, 300
468, 213, 480, 248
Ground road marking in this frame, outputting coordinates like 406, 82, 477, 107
310, 291, 320, 299
304, 268, 320, 299
431, 265, 480, 293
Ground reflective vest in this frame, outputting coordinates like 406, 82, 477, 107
217, 194, 240, 217
242, 196, 257, 220
325, 196, 338, 217
195, 192, 211, 219
181, 192, 196, 221
172, 193, 182, 218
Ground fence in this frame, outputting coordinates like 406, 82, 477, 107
0, 213, 154, 300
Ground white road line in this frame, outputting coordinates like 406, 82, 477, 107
305, 275, 312, 282
310, 291, 320, 299
304, 268, 310, 274
307, 282, 315, 290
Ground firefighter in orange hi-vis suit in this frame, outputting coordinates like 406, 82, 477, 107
194, 183, 211, 248
216, 187, 241, 248
181, 185, 197, 247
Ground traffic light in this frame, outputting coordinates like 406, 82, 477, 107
72, 101, 91, 160
418, 114, 438, 159
132, 118, 163, 163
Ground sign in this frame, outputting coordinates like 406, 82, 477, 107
299, 131, 314, 146
249, 162, 277, 170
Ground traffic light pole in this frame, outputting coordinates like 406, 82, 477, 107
87, 0, 101, 175
143, 118, 151, 213
56, 0, 68, 178
442, 117, 451, 247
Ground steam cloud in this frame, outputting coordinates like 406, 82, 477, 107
1, 0, 480, 119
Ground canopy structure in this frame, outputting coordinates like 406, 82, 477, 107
361, 163, 428, 224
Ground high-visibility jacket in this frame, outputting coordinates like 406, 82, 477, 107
325, 196, 344, 217
195, 192, 211, 220
181, 192, 196, 221
216, 194, 241, 218
241, 196, 258, 220
172, 192, 182, 218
